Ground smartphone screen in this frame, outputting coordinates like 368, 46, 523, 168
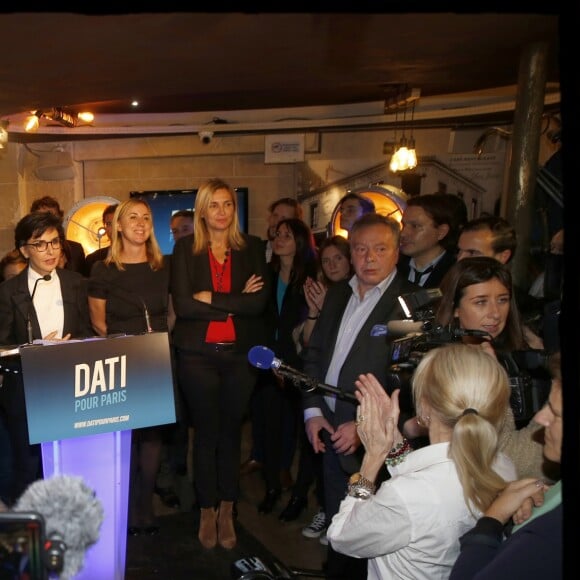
0, 512, 46, 580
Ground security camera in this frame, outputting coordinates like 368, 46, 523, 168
199, 131, 214, 145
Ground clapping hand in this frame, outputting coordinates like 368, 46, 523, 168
304, 277, 327, 314
354, 373, 402, 459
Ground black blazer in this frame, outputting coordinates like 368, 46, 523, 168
302, 271, 417, 473
397, 250, 456, 289
0, 267, 93, 347
0, 267, 93, 408
170, 233, 270, 355
63, 239, 87, 275
264, 260, 317, 370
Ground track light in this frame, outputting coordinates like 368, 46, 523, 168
24, 108, 95, 132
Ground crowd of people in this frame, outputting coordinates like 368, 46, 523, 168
0, 186, 563, 578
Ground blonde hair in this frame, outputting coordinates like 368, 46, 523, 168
412, 344, 511, 513
106, 198, 164, 271
192, 178, 246, 255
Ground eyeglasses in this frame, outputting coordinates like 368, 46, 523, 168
25, 238, 61, 252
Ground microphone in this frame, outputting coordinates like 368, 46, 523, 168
248, 346, 357, 402
12, 475, 104, 579
27, 274, 52, 344
143, 299, 153, 334
105, 284, 153, 334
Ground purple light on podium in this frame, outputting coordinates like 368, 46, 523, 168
42, 430, 131, 580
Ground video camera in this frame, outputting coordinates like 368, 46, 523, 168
0, 512, 65, 580
386, 289, 551, 424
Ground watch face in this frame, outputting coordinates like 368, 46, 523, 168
353, 487, 371, 499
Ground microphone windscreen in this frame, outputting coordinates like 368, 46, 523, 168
43, 274, 52, 281
15, 475, 104, 579
386, 320, 425, 336
248, 345, 275, 369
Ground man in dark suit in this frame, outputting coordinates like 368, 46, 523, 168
302, 213, 417, 579
30, 195, 87, 275
0, 212, 93, 503
397, 193, 461, 288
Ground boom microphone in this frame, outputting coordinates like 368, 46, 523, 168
13, 475, 104, 579
248, 346, 357, 402
27, 274, 52, 344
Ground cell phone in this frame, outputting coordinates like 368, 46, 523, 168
0, 511, 47, 580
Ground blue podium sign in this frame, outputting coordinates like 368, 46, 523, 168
20, 332, 176, 444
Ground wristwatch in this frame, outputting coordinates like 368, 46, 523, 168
347, 472, 375, 499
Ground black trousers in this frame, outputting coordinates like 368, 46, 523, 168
176, 348, 256, 508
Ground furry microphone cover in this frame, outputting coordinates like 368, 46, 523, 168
15, 475, 104, 579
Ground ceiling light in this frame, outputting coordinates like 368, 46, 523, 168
387, 88, 419, 173
0, 120, 8, 149
24, 108, 95, 132
25, 111, 42, 132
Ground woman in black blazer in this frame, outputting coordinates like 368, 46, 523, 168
0, 212, 92, 504
255, 218, 318, 514
171, 178, 269, 550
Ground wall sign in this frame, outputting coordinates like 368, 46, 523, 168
264, 134, 305, 163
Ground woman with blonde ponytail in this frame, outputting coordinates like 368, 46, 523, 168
327, 344, 517, 580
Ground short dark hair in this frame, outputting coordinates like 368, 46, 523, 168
0, 248, 27, 281
103, 204, 118, 221
268, 197, 303, 220
30, 196, 64, 219
405, 193, 461, 251
170, 209, 194, 221
461, 215, 517, 262
15, 212, 64, 249
340, 192, 375, 215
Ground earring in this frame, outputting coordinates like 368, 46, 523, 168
416, 415, 430, 428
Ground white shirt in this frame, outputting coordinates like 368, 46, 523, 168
327, 442, 516, 580
28, 267, 64, 339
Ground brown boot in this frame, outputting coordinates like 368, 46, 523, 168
217, 501, 237, 549
198, 507, 217, 549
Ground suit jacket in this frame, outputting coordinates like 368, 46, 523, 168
170, 233, 270, 354
450, 504, 562, 579
0, 267, 93, 407
397, 250, 456, 289
302, 272, 417, 473
264, 261, 317, 370
84, 246, 110, 277
63, 239, 87, 275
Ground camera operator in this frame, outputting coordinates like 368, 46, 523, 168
400, 257, 552, 481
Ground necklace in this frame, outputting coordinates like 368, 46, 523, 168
208, 246, 230, 292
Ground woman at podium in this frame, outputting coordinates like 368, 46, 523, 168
87, 198, 171, 536
0, 211, 93, 504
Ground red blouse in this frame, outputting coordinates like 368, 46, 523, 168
205, 247, 236, 343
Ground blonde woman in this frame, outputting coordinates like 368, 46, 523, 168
88, 198, 171, 536
171, 178, 268, 550
328, 344, 517, 580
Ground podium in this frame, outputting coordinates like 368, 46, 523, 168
17, 332, 176, 580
